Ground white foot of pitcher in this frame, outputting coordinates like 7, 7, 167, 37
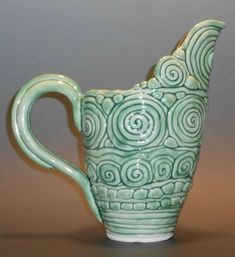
106, 231, 173, 243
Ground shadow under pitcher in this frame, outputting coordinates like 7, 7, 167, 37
11, 20, 225, 243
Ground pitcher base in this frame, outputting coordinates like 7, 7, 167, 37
106, 231, 173, 243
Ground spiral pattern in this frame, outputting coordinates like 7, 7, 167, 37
151, 155, 174, 181
98, 160, 121, 186
185, 24, 223, 90
168, 96, 207, 146
108, 94, 166, 151
173, 151, 197, 178
155, 56, 187, 87
121, 159, 152, 187
87, 159, 97, 182
82, 97, 106, 148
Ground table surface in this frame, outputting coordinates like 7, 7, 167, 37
1, 152, 235, 257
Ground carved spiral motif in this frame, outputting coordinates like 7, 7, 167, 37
121, 159, 152, 187
173, 151, 197, 178
82, 98, 106, 148
185, 25, 222, 90
108, 94, 166, 150
151, 155, 174, 181
98, 160, 121, 186
168, 96, 207, 146
155, 56, 187, 87
87, 159, 97, 182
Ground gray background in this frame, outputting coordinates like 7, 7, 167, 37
0, 0, 234, 256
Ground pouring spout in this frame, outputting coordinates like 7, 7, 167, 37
172, 20, 225, 90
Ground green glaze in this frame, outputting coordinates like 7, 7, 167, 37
11, 20, 225, 243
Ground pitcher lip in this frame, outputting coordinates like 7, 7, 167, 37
194, 19, 225, 28
81, 19, 225, 94
185, 20, 225, 41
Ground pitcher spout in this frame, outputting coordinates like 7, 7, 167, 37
172, 20, 225, 90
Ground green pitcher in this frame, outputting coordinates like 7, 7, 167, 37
12, 20, 225, 243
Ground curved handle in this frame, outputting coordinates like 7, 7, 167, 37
12, 74, 102, 222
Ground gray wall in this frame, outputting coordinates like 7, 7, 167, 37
0, 0, 234, 238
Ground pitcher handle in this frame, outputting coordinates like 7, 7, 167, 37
12, 74, 102, 222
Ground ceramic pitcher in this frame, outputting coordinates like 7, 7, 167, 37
12, 20, 224, 243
